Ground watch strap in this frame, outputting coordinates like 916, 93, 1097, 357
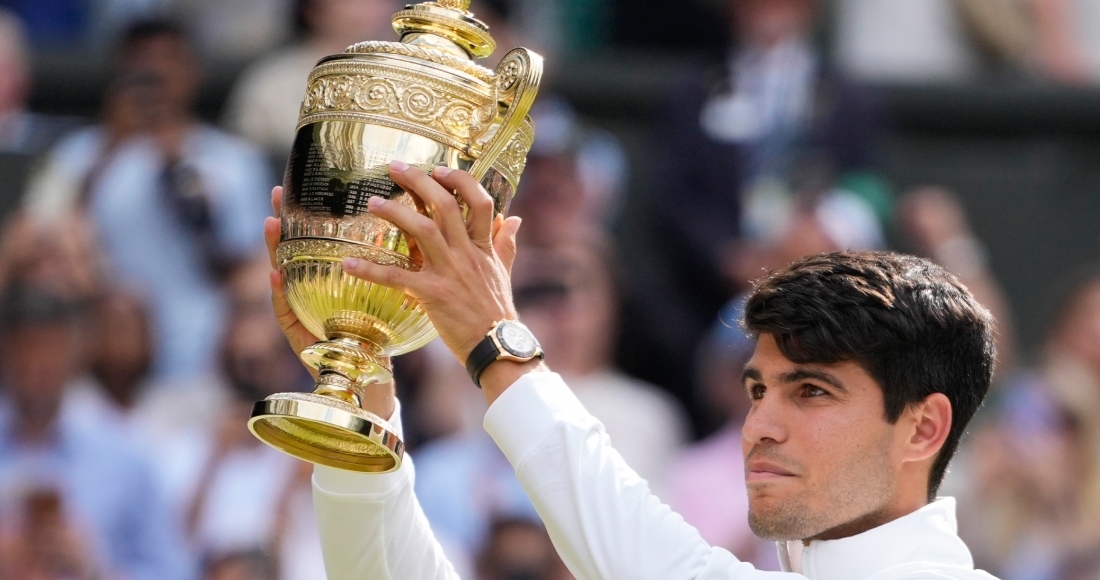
465, 333, 502, 389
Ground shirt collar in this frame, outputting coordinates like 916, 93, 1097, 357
777, 498, 974, 580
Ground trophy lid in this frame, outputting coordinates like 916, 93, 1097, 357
391, 1, 497, 59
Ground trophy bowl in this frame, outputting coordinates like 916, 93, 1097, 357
248, 0, 541, 473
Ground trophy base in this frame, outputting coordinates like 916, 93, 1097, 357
248, 391, 403, 473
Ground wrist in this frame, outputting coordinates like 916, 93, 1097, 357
480, 358, 548, 404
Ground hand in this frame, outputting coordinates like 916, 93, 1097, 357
264, 187, 323, 360
340, 161, 545, 400
265, 186, 397, 419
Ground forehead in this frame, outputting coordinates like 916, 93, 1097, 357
744, 334, 881, 393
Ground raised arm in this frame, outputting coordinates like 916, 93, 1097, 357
264, 186, 459, 580
338, 164, 803, 580
311, 402, 460, 580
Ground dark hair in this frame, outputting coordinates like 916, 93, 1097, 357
118, 18, 189, 54
742, 251, 995, 499
0, 285, 80, 330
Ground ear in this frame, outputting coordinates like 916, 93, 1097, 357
903, 393, 952, 464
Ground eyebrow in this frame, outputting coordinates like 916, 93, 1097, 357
740, 366, 847, 392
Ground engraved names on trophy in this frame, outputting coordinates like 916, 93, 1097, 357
286, 126, 404, 218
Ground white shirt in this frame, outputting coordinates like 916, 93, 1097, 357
312, 373, 999, 580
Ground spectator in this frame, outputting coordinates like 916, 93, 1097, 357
953, 270, 1100, 579
25, 19, 271, 384
412, 232, 689, 567
0, 285, 194, 579
180, 258, 320, 578
897, 186, 1018, 374
204, 549, 279, 580
222, 0, 403, 159
0, 10, 78, 157
476, 518, 572, 580
174, 0, 294, 63
509, 97, 628, 247
622, 0, 881, 407
835, 0, 1100, 84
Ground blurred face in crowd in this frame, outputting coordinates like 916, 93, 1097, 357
0, 15, 28, 115
1, 320, 80, 431
477, 520, 570, 580
730, 0, 818, 48
224, 312, 302, 402
304, 0, 403, 48
115, 32, 202, 123
510, 154, 585, 246
89, 293, 153, 407
1052, 279, 1100, 373
512, 240, 616, 377
741, 335, 907, 540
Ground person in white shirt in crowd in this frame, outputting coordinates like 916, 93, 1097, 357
24, 19, 270, 385
222, 0, 403, 159
411, 232, 689, 568
178, 257, 322, 580
262, 163, 1000, 579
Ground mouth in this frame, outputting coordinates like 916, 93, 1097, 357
746, 460, 797, 482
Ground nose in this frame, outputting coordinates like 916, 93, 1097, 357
741, 391, 789, 446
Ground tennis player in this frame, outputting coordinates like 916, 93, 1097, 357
263, 161, 999, 579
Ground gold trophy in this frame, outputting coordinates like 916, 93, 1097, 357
247, 0, 541, 473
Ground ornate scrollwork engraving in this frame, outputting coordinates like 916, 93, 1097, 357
298, 60, 497, 149
277, 238, 416, 271
345, 41, 494, 84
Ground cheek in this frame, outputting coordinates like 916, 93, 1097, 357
798, 412, 893, 483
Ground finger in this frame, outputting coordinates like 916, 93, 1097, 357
367, 196, 450, 266
270, 270, 321, 358
264, 216, 280, 270
342, 256, 416, 293
493, 216, 522, 274
388, 161, 466, 243
271, 186, 282, 217
433, 167, 494, 247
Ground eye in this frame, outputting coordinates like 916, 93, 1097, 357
802, 384, 828, 398
748, 383, 766, 400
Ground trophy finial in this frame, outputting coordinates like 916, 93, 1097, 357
393, 1, 496, 58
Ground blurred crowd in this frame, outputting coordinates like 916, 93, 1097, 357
0, 0, 1096, 579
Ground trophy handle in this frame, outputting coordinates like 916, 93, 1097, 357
469, 47, 543, 180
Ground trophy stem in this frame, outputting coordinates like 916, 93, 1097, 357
247, 335, 403, 473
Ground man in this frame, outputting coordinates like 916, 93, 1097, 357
262, 163, 998, 579
0, 285, 193, 579
25, 19, 270, 382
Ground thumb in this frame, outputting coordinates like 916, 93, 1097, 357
493, 216, 522, 274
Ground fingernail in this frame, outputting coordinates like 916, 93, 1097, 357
434, 166, 452, 178
389, 159, 410, 171
343, 257, 359, 270
367, 196, 385, 210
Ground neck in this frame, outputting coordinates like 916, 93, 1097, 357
809, 493, 929, 542
14, 413, 60, 446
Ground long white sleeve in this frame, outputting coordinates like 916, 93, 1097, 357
311, 401, 460, 580
483, 372, 803, 580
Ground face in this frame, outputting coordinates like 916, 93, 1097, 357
512, 244, 616, 376
307, 0, 403, 47
511, 155, 584, 246
90, 294, 152, 400
1055, 281, 1100, 372
117, 35, 201, 118
731, 0, 817, 48
1, 323, 79, 425
741, 334, 901, 540
224, 313, 302, 401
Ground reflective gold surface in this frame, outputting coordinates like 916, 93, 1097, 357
249, 0, 542, 472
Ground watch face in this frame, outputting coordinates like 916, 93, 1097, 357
496, 321, 539, 358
